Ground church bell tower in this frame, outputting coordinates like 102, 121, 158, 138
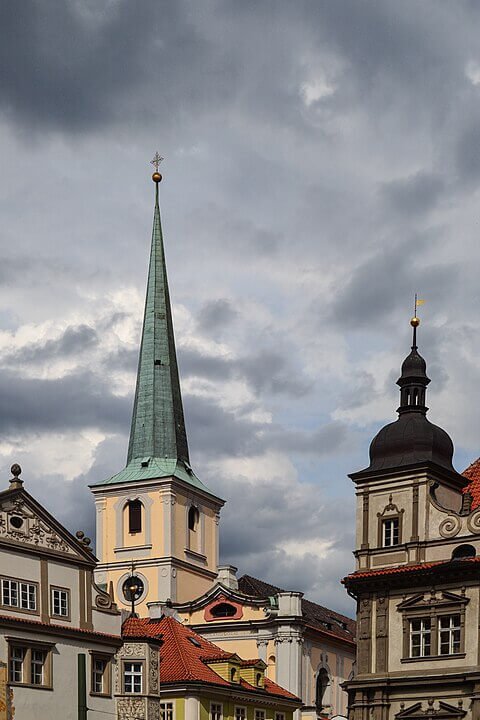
91, 158, 224, 615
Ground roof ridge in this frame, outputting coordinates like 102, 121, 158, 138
165, 617, 197, 680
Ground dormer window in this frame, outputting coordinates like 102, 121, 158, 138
211, 602, 237, 618
230, 667, 237, 682
128, 500, 142, 534
256, 672, 263, 686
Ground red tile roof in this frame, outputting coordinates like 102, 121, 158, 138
0, 613, 122, 644
122, 616, 300, 702
344, 556, 480, 582
463, 457, 480, 509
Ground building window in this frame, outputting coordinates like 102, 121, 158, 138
91, 655, 111, 696
255, 710, 265, 720
8, 642, 52, 688
188, 506, 199, 532
51, 587, 70, 619
382, 518, 399, 547
235, 707, 246, 720
275, 714, 285, 720
211, 602, 237, 618
230, 667, 238, 682
161, 703, 174, 720
211, 703, 223, 720
410, 618, 431, 657
124, 662, 143, 693
316, 668, 330, 710
128, 500, 142, 534
439, 614, 461, 655
1, 577, 37, 613
256, 672, 263, 686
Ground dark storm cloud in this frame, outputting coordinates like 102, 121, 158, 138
0, 369, 130, 434
197, 299, 238, 333
1, 324, 98, 365
331, 234, 459, 329
180, 346, 312, 397
380, 172, 446, 217
0, 0, 235, 132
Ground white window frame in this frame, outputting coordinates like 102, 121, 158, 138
409, 617, 431, 658
275, 714, 286, 720
235, 706, 247, 720
123, 661, 143, 694
1, 577, 37, 612
161, 702, 175, 720
382, 518, 399, 547
210, 703, 223, 720
51, 587, 69, 618
438, 614, 461, 656
254, 709, 266, 720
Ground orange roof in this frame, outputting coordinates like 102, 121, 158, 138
344, 556, 480, 582
122, 616, 300, 701
463, 457, 480, 509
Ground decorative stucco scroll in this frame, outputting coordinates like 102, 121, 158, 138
439, 516, 462, 539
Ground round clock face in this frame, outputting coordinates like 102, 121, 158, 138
122, 575, 145, 602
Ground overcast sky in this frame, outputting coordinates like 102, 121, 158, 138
2, 1, 480, 615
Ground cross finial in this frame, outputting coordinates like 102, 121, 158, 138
150, 152, 164, 172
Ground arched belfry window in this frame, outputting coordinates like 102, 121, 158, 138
128, 499, 142, 534
188, 506, 199, 532
316, 668, 330, 711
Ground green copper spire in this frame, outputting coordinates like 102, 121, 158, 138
127, 178, 189, 465
93, 165, 210, 492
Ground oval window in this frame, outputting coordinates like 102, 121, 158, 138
210, 602, 237, 618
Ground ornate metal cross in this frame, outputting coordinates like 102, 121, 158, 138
150, 152, 164, 172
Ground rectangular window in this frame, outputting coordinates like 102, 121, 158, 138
124, 662, 143, 693
161, 703, 174, 720
91, 657, 109, 695
211, 704, 223, 720
9, 646, 24, 683
255, 711, 266, 720
275, 714, 285, 720
410, 618, 431, 657
235, 708, 247, 720
439, 614, 461, 655
8, 643, 52, 688
382, 518, 399, 547
1, 578, 37, 611
51, 587, 69, 618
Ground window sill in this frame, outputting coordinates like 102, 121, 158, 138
184, 548, 207, 564
90, 692, 112, 698
401, 653, 465, 663
114, 544, 152, 554
8, 682, 53, 691
50, 614, 71, 623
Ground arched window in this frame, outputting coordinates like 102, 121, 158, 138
211, 602, 237, 618
230, 667, 237, 682
316, 668, 330, 710
128, 500, 142, 534
188, 506, 199, 532
256, 673, 262, 686
452, 544, 476, 560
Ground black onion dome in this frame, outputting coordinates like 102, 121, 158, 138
399, 348, 428, 381
367, 413, 455, 472
363, 322, 455, 473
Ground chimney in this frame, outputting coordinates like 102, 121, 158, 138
217, 565, 238, 590
277, 592, 303, 618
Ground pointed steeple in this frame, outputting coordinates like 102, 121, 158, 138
93, 161, 210, 492
127, 173, 189, 466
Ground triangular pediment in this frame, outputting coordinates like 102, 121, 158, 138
396, 701, 466, 719
0, 488, 95, 565
397, 590, 468, 612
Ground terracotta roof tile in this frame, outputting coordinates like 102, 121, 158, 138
463, 457, 480, 509
122, 616, 300, 702
0, 613, 121, 643
344, 556, 480, 581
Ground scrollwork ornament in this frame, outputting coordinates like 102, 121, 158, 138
117, 696, 145, 720
439, 516, 462, 539
467, 509, 480, 534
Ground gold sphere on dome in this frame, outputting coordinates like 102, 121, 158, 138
410, 316, 420, 328
152, 172, 162, 183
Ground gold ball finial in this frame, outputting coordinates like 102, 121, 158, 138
410, 316, 420, 328
152, 172, 162, 183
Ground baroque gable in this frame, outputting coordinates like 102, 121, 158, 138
396, 700, 466, 720
396, 590, 469, 612
0, 489, 94, 563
